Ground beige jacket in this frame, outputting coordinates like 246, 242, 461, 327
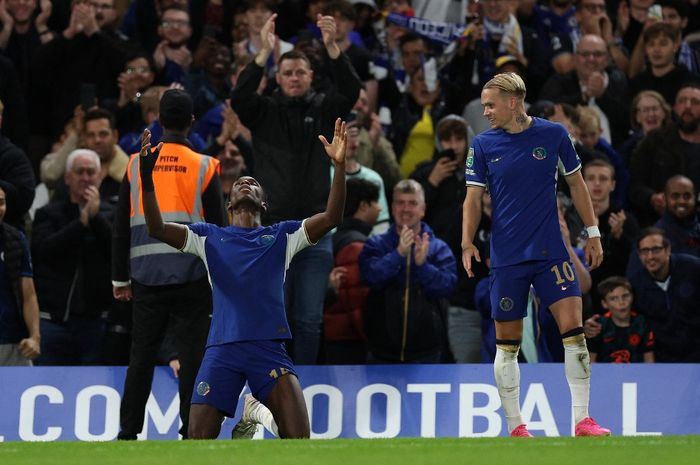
40, 133, 129, 188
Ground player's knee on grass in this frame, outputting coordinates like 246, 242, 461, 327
266, 374, 310, 439
188, 404, 224, 439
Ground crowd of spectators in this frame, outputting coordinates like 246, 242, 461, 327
1, 0, 700, 368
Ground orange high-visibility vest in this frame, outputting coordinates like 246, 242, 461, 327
127, 143, 219, 285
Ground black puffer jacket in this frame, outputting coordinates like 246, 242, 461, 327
231, 53, 361, 224
31, 199, 113, 322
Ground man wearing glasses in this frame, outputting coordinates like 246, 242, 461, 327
539, 33, 630, 146
586, 227, 700, 362
153, 5, 192, 84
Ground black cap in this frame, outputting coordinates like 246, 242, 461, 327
159, 89, 193, 130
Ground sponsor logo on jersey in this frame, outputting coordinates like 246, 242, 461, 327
499, 297, 514, 312
466, 147, 474, 168
532, 146, 547, 160
260, 234, 275, 245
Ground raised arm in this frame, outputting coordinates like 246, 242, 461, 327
138, 129, 189, 249
304, 119, 347, 243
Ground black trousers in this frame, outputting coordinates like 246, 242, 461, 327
118, 278, 211, 439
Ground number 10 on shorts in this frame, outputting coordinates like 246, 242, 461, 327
550, 261, 575, 285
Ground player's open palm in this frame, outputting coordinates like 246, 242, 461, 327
319, 118, 347, 164
139, 129, 163, 176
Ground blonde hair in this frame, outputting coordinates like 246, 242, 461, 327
576, 106, 601, 133
483, 72, 526, 100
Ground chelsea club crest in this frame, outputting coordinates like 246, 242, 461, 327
531, 147, 547, 160
499, 297, 514, 312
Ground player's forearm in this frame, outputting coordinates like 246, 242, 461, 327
325, 162, 346, 226
141, 189, 166, 239
569, 174, 598, 228
461, 188, 483, 247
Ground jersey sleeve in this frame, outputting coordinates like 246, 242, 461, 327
284, 220, 312, 270
465, 139, 487, 187
558, 127, 582, 176
181, 223, 210, 259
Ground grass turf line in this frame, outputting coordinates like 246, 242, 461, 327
0, 436, 698, 465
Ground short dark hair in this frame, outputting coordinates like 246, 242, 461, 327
642, 22, 680, 44
344, 178, 379, 217
437, 116, 467, 142
658, 0, 689, 18
243, 0, 276, 12
277, 50, 311, 68
323, 0, 357, 21
399, 32, 424, 51
160, 4, 190, 20
83, 108, 116, 130
597, 276, 633, 300
637, 227, 671, 249
124, 50, 156, 74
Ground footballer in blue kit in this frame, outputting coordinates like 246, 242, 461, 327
135, 119, 349, 439
462, 73, 610, 438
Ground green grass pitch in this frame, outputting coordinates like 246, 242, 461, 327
1, 436, 698, 465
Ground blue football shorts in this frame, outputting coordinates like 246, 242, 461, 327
191, 339, 296, 417
489, 258, 582, 321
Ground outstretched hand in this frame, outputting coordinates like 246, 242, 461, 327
318, 118, 347, 164
139, 128, 163, 177
260, 13, 277, 52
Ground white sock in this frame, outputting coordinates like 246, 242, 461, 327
494, 344, 523, 433
250, 401, 279, 437
563, 332, 590, 424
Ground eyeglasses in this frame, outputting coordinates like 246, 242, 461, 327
638, 246, 666, 256
126, 66, 150, 75
580, 3, 606, 13
576, 50, 607, 59
605, 293, 632, 303
161, 19, 189, 28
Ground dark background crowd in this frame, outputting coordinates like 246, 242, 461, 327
1, 0, 700, 369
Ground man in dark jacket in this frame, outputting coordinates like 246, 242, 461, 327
0, 101, 35, 231
410, 115, 487, 363
538, 34, 630, 146
359, 180, 457, 363
630, 83, 700, 226
231, 13, 360, 364
655, 175, 700, 257
32, 149, 112, 365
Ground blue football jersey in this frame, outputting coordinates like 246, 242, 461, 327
465, 118, 581, 267
182, 220, 311, 346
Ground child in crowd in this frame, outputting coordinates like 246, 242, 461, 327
587, 276, 654, 363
